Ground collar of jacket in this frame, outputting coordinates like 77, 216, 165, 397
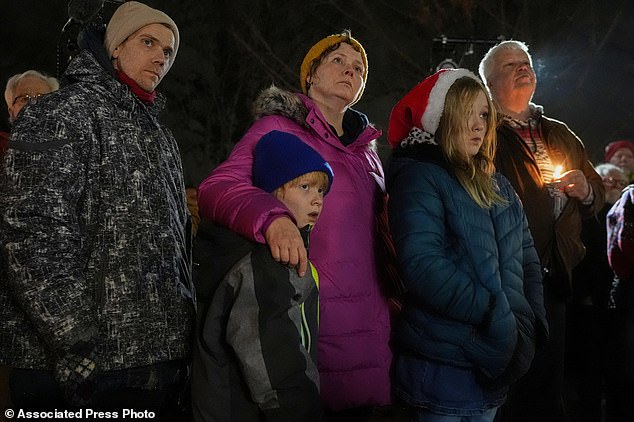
392, 142, 456, 176
299, 224, 312, 250
251, 85, 381, 150
498, 102, 544, 126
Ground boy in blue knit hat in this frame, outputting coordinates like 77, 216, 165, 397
191, 130, 333, 422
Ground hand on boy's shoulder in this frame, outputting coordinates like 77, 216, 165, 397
265, 217, 308, 276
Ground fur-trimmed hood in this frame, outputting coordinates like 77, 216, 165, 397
252, 86, 377, 148
252, 85, 309, 127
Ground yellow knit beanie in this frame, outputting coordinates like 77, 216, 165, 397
299, 32, 368, 104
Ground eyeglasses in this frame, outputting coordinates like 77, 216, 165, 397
602, 176, 628, 188
12, 93, 43, 107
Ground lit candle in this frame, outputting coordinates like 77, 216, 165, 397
552, 165, 563, 181
551, 164, 564, 217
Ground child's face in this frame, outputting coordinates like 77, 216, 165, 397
276, 175, 326, 228
458, 90, 488, 159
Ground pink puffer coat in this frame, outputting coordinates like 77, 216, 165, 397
198, 86, 392, 410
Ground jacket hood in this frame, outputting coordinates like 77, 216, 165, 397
251, 85, 374, 141
79, 23, 115, 76
252, 85, 309, 127
391, 142, 452, 173
59, 23, 115, 88
387, 142, 457, 195
392, 142, 444, 163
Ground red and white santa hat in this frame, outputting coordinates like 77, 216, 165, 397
387, 68, 481, 149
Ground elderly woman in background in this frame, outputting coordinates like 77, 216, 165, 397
197, 31, 392, 420
604, 140, 634, 183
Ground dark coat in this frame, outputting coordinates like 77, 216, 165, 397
0, 36, 193, 370
571, 204, 613, 308
495, 115, 604, 298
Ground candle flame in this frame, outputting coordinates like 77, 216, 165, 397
553, 165, 563, 180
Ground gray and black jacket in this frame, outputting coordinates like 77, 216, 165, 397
0, 29, 194, 370
191, 222, 321, 422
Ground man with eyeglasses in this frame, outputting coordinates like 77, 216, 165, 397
0, 1, 193, 417
1, 70, 59, 157
4, 70, 59, 124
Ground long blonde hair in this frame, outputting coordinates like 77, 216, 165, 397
436, 76, 505, 208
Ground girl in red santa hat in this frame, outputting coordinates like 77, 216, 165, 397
386, 69, 548, 422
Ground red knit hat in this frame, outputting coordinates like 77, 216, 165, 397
605, 140, 634, 162
387, 68, 480, 149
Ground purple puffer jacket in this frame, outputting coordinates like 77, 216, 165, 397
198, 87, 392, 410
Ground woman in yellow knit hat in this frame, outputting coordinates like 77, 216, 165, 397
197, 31, 394, 419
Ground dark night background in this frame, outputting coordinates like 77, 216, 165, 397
1, 0, 632, 186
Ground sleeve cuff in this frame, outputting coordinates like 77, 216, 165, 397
581, 184, 594, 206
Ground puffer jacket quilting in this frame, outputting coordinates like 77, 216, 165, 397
388, 153, 544, 385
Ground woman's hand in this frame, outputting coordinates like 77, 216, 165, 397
265, 217, 308, 276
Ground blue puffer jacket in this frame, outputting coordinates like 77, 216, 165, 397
387, 146, 546, 410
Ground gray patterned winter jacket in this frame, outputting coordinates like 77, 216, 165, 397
0, 44, 194, 370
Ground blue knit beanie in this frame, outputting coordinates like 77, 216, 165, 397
253, 131, 334, 194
